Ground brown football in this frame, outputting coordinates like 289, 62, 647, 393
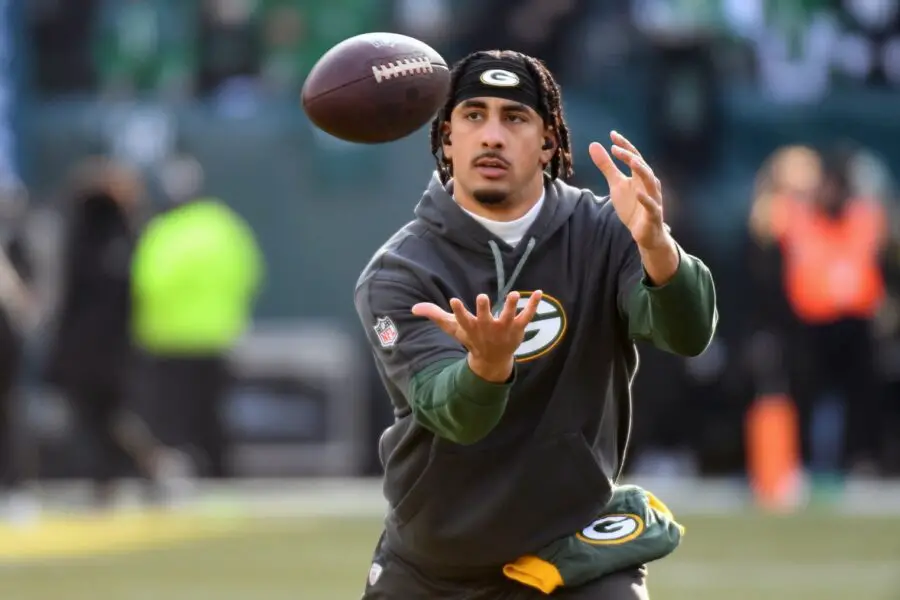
301, 32, 451, 144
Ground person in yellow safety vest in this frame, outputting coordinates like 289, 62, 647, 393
130, 193, 264, 479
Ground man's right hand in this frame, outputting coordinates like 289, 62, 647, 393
411, 291, 543, 383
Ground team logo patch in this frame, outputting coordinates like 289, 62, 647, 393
373, 316, 399, 348
368, 562, 383, 585
480, 69, 520, 87
576, 514, 645, 546
514, 292, 567, 362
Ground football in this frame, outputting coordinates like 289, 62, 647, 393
301, 32, 451, 144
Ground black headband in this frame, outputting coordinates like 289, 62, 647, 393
451, 57, 546, 119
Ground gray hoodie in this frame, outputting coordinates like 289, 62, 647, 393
354, 172, 717, 573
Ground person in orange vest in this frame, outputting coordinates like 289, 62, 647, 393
745, 146, 822, 391
741, 146, 823, 509
773, 149, 887, 476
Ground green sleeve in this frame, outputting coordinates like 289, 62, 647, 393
408, 358, 514, 445
623, 247, 718, 357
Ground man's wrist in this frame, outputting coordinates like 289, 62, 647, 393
467, 353, 514, 384
638, 234, 680, 286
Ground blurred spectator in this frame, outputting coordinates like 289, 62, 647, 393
42, 157, 144, 507
832, 0, 900, 88
28, 0, 98, 94
454, 0, 589, 74
258, 0, 385, 97
744, 146, 822, 364
628, 168, 701, 477
741, 146, 819, 482
131, 165, 264, 479
197, 0, 261, 97
259, 0, 305, 95
93, 0, 196, 100
878, 206, 900, 474
730, 0, 840, 104
646, 35, 721, 176
0, 182, 34, 504
629, 163, 734, 477
392, 0, 451, 51
858, 150, 900, 474
768, 146, 888, 475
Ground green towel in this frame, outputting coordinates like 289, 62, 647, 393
503, 485, 684, 594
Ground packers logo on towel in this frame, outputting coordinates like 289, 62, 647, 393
513, 292, 567, 362
576, 514, 645, 545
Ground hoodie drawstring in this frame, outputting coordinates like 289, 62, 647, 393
488, 237, 537, 314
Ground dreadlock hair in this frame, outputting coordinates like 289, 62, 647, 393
429, 50, 574, 185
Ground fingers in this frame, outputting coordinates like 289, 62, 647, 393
611, 146, 661, 198
588, 142, 624, 185
411, 302, 459, 336
497, 291, 520, 325
449, 297, 477, 330
514, 290, 543, 327
416, 290, 542, 342
636, 193, 663, 223
474, 294, 493, 324
610, 131, 643, 160
412, 302, 447, 320
610, 131, 662, 192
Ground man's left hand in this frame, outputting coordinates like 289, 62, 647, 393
589, 131, 669, 251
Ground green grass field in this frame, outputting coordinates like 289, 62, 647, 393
2, 509, 899, 600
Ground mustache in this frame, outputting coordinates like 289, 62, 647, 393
472, 151, 511, 168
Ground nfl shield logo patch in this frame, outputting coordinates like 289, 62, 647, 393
374, 316, 399, 348
368, 562, 383, 586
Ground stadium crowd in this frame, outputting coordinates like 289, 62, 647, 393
0, 0, 897, 521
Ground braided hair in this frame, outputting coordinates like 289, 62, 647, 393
429, 50, 574, 184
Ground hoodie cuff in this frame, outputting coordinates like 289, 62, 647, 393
456, 360, 516, 406
640, 243, 685, 291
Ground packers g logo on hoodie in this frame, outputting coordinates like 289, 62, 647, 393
514, 292, 567, 361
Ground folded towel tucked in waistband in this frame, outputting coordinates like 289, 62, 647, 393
503, 485, 685, 594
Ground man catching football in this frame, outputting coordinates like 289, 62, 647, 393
355, 49, 717, 599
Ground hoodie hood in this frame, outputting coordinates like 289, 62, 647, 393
414, 172, 584, 311
414, 171, 581, 255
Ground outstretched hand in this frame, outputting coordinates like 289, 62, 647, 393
589, 131, 668, 251
412, 291, 543, 382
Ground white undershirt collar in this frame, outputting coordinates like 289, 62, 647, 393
454, 189, 546, 247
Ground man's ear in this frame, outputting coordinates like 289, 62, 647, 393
441, 122, 452, 164
540, 127, 558, 165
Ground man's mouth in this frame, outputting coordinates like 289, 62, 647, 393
474, 157, 509, 178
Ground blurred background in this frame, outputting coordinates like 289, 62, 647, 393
1, 0, 899, 598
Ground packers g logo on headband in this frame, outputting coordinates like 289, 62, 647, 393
480, 69, 520, 87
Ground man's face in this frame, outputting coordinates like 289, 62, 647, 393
443, 97, 554, 208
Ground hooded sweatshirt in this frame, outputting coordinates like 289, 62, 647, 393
354, 173, 717, 573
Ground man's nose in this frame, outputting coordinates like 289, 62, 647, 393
479, 117, 506, 149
